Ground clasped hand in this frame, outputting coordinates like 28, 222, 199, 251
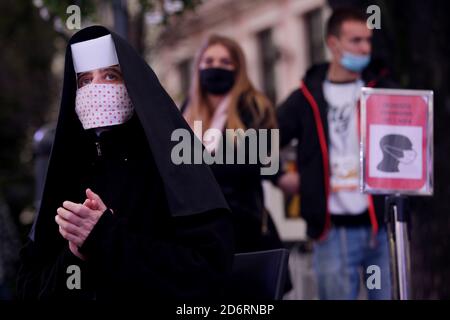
55, 188, 108, 260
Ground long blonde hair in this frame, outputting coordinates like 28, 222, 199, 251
185, 34, 276, 131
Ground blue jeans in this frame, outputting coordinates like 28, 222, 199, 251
312, 226, 391, 300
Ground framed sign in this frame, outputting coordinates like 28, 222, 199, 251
360, 88, 433, 195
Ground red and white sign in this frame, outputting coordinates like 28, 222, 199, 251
360, 88, 433, 195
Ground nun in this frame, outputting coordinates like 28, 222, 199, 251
17, 26, 234, 300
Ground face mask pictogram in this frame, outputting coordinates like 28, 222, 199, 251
377, 134, 417, 173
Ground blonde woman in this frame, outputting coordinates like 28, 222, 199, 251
182, 35, 284, 254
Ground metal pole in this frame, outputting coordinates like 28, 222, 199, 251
385, 195, 412, 300
385, 200, 399, 299
394, 202, 411, 300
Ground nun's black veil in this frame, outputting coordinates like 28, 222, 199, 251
30, 26, 229, 248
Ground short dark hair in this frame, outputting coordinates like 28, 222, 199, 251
326, 7, 367, 38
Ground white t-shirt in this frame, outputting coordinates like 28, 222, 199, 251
323, 79, 368, 215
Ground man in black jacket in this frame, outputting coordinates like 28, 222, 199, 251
276, 8, 394, 299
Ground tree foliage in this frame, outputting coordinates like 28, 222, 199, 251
0, 0, 57, 228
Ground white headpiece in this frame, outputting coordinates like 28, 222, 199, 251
70, 34, 119, 73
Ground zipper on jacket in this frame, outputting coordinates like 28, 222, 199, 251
95, 141, 102, 157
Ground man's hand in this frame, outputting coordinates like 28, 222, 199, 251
277, 172, 300, 195
55, 189, 108, 259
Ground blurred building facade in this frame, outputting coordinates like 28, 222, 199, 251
148, 0, 331, 242
149, 0, 329, 105
23, 0, 450, 299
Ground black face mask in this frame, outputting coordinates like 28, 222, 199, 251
200, 68, 235, 95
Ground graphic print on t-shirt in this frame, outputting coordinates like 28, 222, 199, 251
327, 85, 360, 193
324, 79, 368, 214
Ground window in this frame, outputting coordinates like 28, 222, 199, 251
305, 8, 326, 66
178, 58, 192, 98
257, 28, 278, 103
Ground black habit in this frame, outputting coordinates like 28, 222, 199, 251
17, 26, 234, 300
